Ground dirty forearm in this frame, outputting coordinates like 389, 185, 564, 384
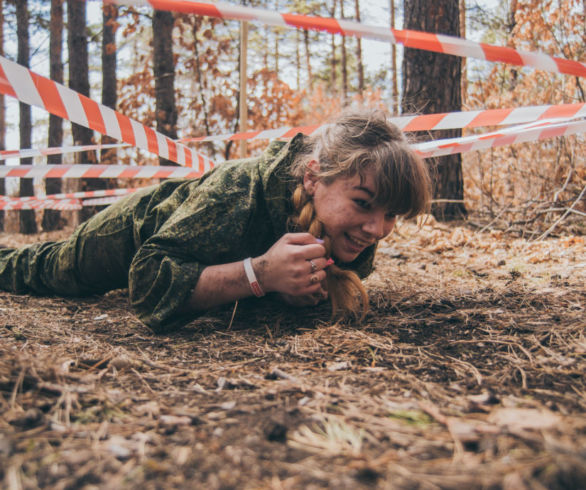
184, 259, 265, 312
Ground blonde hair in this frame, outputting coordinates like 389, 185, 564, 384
289, 110, 431, 319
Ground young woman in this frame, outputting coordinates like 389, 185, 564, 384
0, 110, 431, 333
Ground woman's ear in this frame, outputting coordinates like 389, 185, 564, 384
303, 160, 320, 195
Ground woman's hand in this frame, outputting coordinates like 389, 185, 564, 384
253, 233, 328, 297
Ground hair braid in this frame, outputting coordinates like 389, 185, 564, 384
291, 184, 368, 319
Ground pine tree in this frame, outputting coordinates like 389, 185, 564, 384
42, 0, 64, 231
402, 0, 466, 221
17, 0, 36, 234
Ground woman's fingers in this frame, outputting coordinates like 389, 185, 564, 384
283, 232, 323, 246
306, 256, 331, 274
255, 233, 331, 296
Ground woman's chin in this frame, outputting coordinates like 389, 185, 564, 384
332, 249, 360, 264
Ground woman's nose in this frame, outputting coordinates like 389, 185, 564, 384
362, 211, 388, 239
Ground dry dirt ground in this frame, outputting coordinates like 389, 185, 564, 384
1, 218, 584, 489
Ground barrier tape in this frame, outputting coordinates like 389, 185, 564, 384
0, 187, 142, 202
0, 198, 82, 211
0, 164, 205, 180
0, 143, 128, 161
48, 187, 142, 200
0, 55, 215, 172
3, 118, 582, 205
2, 116, 582, 182
178, 103, 586, 143
1, 102, 582, 164
82, 195, 127, 206
413, 119, 586, 158
107, 0, 586, 78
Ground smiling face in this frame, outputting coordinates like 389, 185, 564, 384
303, 162, 397, 263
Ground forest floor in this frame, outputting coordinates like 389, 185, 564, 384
0, 217, 584, 489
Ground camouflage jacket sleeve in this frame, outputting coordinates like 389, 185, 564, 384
128, 139, 296, 333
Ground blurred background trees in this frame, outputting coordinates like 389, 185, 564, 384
0, 0, 583, 235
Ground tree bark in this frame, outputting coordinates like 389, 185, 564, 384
459, 0, 467, 106
303, 29, 313, 90
329, 0, 337, 93
401, 0, 466, 221
152, 9, 178, 166
0, 0, 5, 231
17, 0, 36, 234
354, 0, 364, 93
340, 0, 348, 100
274, 0, 279, 76
295, 28, 300, 90
390, 0, 398, 111
100, 3, 118, 166
68, 0, 101, 223
42, 0, 65, 231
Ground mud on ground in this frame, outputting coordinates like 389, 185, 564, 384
1, 218, 584, 489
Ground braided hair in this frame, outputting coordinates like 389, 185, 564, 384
288, 109, 431, 319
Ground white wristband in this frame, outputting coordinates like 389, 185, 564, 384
243, 257, 265, 297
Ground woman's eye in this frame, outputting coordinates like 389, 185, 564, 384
354, 199, 371, 210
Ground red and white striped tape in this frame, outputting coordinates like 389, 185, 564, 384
0, 198, 82, 211
1, 102, 582, 163
0, 55, 215, 171
0, 187, 142, 202
108, 0, 586, 78
2, 116, 582, 182
178, 103, 586, 143
82, 195, 127, 206
47, 187, 143, 200
413, 118, 586, 158
0, 164, 205, 180
0, 143, 128, 161
3, 117, 582, 206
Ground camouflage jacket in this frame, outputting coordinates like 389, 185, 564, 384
0, 134, 376, 332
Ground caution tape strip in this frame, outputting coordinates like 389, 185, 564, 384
2, 116, 583, 182
110, 0, 586, 77
1, 102, 582, 163
2, 117, 582, 206
0, 198, 82, 211
413, 118, 586, 158
178, 103, 586, 143
0, 55, 215, 171
82, 195, 127, 206
0, 164, 205, 180
0, 143, 128, 161
0, 187, 143, 202
1, 102, 583, 163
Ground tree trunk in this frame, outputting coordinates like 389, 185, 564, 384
507, 0, 519, 89
17, 0, 36, 234
68, 0, 101, 223
42, 0, 65, 232
274, 0, 279, 76
303, 30, 313, 90
459, 0, 467, 106
152, 9, 178, 167
354, 0, 364, 93
295, 28, 300, 90
340, 0, 348, 100
390, 0, 398, 112
329, 0, 337, 93
401, 0, 466, 221
100, 3, 118, 166
0, 0, 5, 231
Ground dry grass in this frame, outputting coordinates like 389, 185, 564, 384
0, 217, 584, 489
